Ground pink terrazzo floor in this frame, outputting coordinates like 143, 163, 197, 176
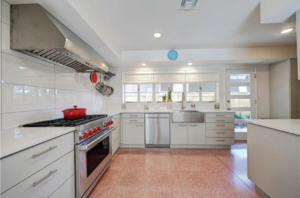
89, 142, 262, 198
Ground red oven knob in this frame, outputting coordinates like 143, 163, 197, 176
97, 126, 101, 131
111, 121, 114, 125
93, 127, 97, 133
83, 132, 89, 139
88, 130, 93, 136
105, 122, 109, 127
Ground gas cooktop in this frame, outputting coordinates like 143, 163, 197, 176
21, 115, 108, 127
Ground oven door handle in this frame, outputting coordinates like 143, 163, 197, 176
79, 128, 114, 151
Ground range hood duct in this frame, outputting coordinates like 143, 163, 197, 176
11, 4, 109, 73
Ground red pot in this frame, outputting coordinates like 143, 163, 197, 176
62, 105, 86, 119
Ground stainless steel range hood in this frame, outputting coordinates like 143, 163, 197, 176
11, 4, 109, 73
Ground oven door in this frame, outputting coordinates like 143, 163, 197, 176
76, 129, 113, 197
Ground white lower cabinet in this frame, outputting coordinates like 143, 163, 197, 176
171, 123, 188, 144
171, 123, 206, 145
205, 112, 235, 146
188, 123, 206, 145
1, 151, 74, 198
49, 175, 75, 198
1, 133, 74, 194
112, 132, 121, 155
123, 123, 145, 145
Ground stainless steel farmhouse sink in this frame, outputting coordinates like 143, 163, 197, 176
172, 110, 204, 123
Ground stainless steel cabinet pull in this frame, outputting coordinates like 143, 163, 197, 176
216, 120, 225, 121
129, 115, 137, 117
216, 132, 225, 134
147, 117, 169, 118
216, 125, 225, 126
216, 140, 225, 142
179, 125, 187, 126
135, 125, 144, 126
32, 146, 57, 158
216, 115, 225, 116
130, 120, 138, 121
32, 169, 57, 187
189, 125, 198, 126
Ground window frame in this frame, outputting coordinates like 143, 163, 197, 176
123, 83, 154, 103
122, 72, 218, 103
186, 82, 217, 102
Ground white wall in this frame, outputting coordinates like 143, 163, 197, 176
269, 60, 291, 119
290, 58, 300, 119
108, 65, 270, 119
0, 1, 107, 130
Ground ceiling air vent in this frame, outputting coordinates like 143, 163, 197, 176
180, 0, 198, 10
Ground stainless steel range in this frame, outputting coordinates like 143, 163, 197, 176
22, 115, 115, 198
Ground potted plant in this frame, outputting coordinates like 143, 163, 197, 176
162, 94, 167, 103
167, 90, 172, 102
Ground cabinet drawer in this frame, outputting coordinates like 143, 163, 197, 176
112, 114, 120, 124
206, 138, 235, 145
123, 123, 145, 145
2, 151, 74, 198
1, 132, 74, 194
112, 125, 120, 138
206, 129, 235, 138
112, 133, 120, 155
205, 117, 234, 123
49, 175, 75, 198
123, 118, 144, 123
122, 114, 144, 118
206, 123, 234, 130
205, 113, 234, 118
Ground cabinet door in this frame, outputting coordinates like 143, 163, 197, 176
171, 123, 188, 144
123, 123, 144, 145
188, 123, 206, 145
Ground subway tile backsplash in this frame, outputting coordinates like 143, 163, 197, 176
0, 1, 107, 130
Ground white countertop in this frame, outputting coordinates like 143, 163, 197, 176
101, 109, 235, 117
246, 119, 300, 136
0, 127, 75, 159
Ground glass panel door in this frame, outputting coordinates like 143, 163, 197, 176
225, 70, 256, 133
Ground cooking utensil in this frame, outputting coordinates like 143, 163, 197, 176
62, 105, 86, 119
108, 86, 114, 96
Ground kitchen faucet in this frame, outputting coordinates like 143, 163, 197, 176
181, 92, 186, 110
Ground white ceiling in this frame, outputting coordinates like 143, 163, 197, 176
6, 0, 297, 68
67, 0, 296, 51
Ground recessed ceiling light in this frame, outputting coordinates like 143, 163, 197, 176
141, 63, 147, 66
281, 28, 294, 34
153, 33, 161, 38
188, 62, 193, 66
19, 67, 25, 69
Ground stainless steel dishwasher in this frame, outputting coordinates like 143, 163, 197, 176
145, 114, 170, 148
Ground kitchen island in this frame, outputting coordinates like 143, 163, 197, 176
246, 119, 300, 198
